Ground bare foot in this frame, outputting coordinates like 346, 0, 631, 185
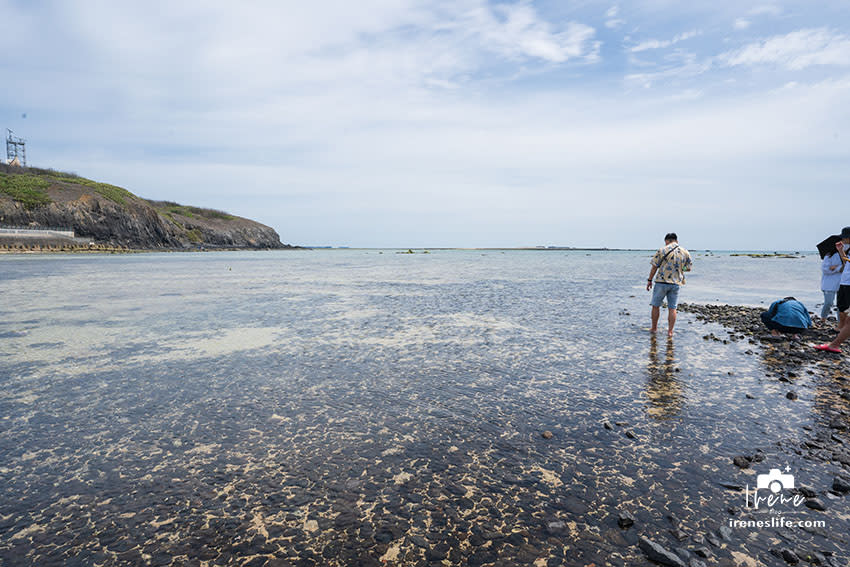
667, 330, 674, 338
649, 328, 658, 334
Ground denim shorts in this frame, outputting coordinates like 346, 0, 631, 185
650, 282, 680, 309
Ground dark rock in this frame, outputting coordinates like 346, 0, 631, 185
617, 511, 635, 529
832, 476, 850, 494
694, 547, 711, 558
786, 391, 798, 400
426, 544, 450, 561
410, 535, 428, 548
718, 526, 732, 541
781, 548, 800, 564
603, 421, 614, 430
732, 455, 751, 469
546, 521, 567, 535
638, 536, 687, 567
805, 498, 826, 511
797, 486, 817, 498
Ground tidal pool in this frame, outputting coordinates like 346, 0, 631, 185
0, 250, 846, 566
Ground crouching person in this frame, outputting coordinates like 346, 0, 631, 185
761, 297, 811, 338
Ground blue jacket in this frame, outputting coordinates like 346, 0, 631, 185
765, 298, 812, 329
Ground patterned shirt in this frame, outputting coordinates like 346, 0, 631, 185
651, 243, 692, 285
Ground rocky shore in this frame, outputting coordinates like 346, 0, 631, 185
669, 302, 850, 566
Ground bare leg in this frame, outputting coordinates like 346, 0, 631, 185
839, 311, 847, 330
667, 308, 677, 337
829, 324, 850, 350
650, 306, 660, 333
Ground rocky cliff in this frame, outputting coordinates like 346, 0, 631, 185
0, 165, 290, 249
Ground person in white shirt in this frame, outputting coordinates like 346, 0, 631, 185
816, 227, 850, 353
821, 249, 843, 318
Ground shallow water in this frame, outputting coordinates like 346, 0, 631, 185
0, 250, 845, 566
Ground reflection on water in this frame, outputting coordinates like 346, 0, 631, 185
0, 250, 846, 566
645, 336, 684, 420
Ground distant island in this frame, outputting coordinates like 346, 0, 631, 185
0, 163, 293, 251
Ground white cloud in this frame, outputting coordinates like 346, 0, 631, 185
604, 5, 624, 28
630, 30, 700, 52
482, 2, 599, 63
749, 4, 783, 17
734, 18, 750, 30
721, 28, 850, 70
3, 0, 850, 248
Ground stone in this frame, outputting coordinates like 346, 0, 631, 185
617, 511, 635, 529
541, 430, 553, 439
786, 391, 798, 400
693, 547, 711, 558
781, 548, 800, 564
832, 476, 850, 494
732, 456, 751, 469
797, 486, 816, 498
638, 537, 687, 567
805, 498, 826, 511
546, 521, 567, 535
426, 544, 450, 561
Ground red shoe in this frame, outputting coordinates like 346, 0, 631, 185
814, 343, 841, 353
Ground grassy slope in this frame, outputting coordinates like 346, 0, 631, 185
0, 167, 239, 222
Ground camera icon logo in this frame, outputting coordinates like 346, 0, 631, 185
756, 468, 795, 494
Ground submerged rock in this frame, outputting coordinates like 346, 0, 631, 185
617, 511, 635, 529
832, 476, 850, 494
638, 536, 687, 567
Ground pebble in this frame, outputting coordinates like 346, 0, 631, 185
732, 455, 751, 469
617, 511, 635, 529
786, 391, 798, 400
541, 430, 553, 439
805, 498, 826, 511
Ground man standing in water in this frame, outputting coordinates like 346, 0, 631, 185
647, 233, 692, 337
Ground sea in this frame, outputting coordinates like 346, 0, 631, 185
0, 249, 845, 566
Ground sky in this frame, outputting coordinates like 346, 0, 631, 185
1, 1, 849, 249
